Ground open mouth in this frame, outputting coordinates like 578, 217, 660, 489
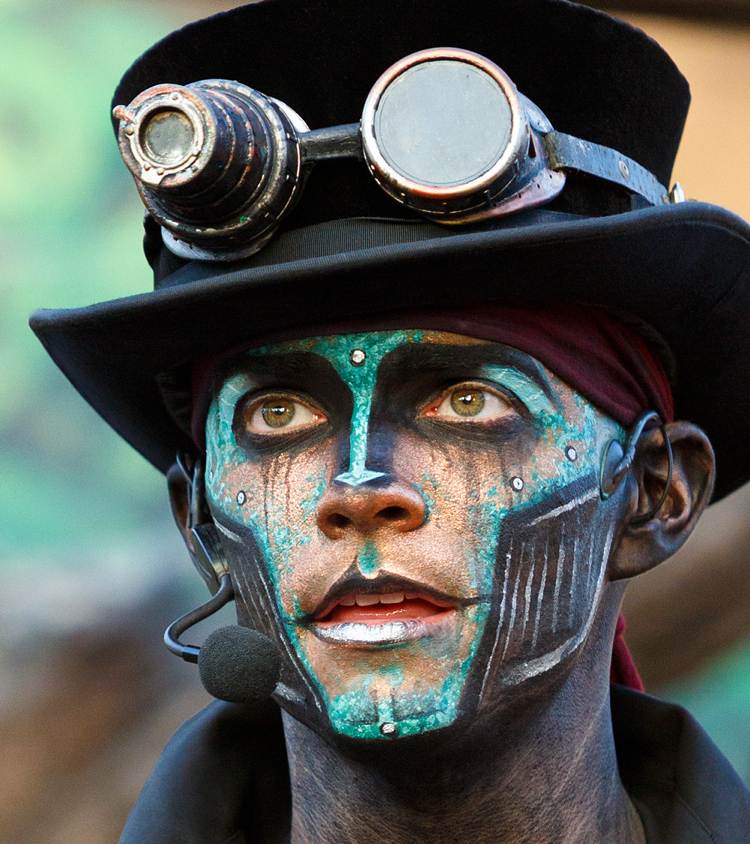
311, 588, 457, 647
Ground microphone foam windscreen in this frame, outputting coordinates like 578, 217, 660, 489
198, 625, 281, 703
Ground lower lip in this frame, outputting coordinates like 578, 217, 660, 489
311, 607, 457, 647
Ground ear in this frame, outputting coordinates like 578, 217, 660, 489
608, 421, 715, 580
167, 462, 196, 555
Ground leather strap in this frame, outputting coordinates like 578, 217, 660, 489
546, 131, 668, 206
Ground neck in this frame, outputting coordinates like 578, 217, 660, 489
282, 607, 644, 843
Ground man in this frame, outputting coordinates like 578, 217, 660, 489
31, 0, 750, 841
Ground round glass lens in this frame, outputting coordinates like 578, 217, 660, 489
373, 59, 513, 188
141, 109, 195, 166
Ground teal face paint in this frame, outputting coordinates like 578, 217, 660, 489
204, 330, 624, 741
358, 539, 380, 576
479, 364, 556, 418
307, 332, 423, 485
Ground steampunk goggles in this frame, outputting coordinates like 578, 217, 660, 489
114, 47, 685, 262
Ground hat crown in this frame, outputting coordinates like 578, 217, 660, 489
113, 0, 689, 196
34, 2, 750, 505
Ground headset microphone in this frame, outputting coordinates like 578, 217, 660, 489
164, 570, 282, 705
165, 454, 286, 704
199, 624, 281, 704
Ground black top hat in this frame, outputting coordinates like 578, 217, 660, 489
30, 0, 750, 500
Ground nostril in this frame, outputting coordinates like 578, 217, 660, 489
378, 506, 409, 522
316, 485, 426, 538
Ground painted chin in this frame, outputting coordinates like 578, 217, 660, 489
310, 594, 458, 647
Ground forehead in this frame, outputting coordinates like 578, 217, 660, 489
244, 329, 485, 358
218, 329, 548, 383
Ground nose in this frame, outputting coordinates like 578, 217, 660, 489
316, 482, 426, 539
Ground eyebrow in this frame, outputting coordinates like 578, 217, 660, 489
217, 340, 563, 420
374, 342, 562, 413
215, 351, 352, 420
479, 364, 556, 416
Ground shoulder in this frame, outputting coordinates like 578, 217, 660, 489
119, 700, 290, 844
612, 685, 750, 842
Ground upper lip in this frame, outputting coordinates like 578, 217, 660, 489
305, 573, 479, 622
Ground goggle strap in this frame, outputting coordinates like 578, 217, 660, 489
299, 123, 670, 208
545, 131, 668, 207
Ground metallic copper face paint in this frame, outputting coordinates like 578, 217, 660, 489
204, 331, 624, 740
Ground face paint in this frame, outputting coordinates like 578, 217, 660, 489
205, 330, 624, 740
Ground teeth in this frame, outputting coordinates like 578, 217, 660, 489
346, 592, 407, 607
331, 591, 431, 611
355, 593, 380, 606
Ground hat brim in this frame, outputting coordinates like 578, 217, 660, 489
30, 203, 750, 501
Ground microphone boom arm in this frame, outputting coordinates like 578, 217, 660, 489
164, 572, 235, 663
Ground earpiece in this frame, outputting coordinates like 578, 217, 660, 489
164, 453, 283, 704
175, 452, 228, 592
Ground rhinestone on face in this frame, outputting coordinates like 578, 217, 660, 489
349, 348, 366, 366
380, 721, 398, 736
236, 490, 247, 505
565, 446, 578, 462
511, 476, 524, 492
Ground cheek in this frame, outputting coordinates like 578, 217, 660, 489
393, 430, 521, 510
483, 495, 615, 693
214, 442, 337, 597
391, 432, 521, 592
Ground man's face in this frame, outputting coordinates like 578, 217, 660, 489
204, 330, 623, 740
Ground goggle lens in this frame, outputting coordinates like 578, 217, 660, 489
373, 59, 513, 189
141, 109, 196, 168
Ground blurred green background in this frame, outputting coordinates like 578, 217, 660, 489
2, 1, 749, 840
2, 0, 173, 554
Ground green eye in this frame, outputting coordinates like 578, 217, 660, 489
450, 389, 485, 417
421, 382, 513, 424
261, 399, 296, 428
242, 393, 326, 436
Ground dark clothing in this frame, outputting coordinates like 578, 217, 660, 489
120, 686, 750, 843
613, 687, 750, 841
